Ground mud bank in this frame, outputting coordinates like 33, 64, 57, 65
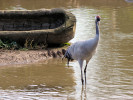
0, 48, 66, 66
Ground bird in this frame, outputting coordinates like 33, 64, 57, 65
63, 16, 101, 85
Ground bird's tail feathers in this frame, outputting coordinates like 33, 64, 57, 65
63, 50, 73, 61
62, 49, 74, 66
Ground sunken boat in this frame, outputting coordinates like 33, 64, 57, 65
0, 8, 76, 45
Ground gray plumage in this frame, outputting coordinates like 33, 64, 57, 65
63, 16, 101, 85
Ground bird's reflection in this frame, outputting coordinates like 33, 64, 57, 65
81, 85, 87, 100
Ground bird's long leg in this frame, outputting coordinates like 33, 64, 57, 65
78, 59, 84, 85
84, 64, 87, 85
84, 60, 89, 85
67, 59, 70, 67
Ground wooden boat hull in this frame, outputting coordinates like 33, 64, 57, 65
0, 8, 76, 45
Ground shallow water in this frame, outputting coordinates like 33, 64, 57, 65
0, 0, 133, 99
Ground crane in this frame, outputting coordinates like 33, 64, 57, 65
63, 16, 101, 85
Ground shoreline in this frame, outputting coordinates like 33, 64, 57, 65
0, 47, 66, 66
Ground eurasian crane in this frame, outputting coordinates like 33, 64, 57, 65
63, 16, 101, 85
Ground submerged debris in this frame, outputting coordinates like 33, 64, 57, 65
0, 48, 67, 66
57, 50, 62, 57
47, 50, 51, 57
51, 51, 57, 58
62, 49, 66, 55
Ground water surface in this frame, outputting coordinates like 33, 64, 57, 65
0, 0, 133, 99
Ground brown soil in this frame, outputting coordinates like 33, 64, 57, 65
0, 48, 66, 66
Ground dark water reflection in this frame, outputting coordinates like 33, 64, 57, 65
0, 0, 133, 99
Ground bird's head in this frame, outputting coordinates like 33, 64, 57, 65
95, 16, 101, 22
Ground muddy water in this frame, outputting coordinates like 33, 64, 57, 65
0, 0, 133, 99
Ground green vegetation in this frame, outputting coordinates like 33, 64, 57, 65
0, 39, 47, 50
0, 39, 70, 50
63, 42, 71, 46
0, 39, 19, 50
60, 42, 71, 47
23, 39, 47, 50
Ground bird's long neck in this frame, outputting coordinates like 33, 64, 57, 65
96, 21, 99, 36
95, 21, 100, 40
